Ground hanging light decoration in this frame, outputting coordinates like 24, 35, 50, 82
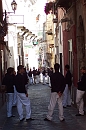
11, 0, 17, 13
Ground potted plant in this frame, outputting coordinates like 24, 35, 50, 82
44, 2, 56, 15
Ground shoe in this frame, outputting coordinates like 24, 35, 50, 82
67, 105, 71, 107
7, 115, 15, 118
75, 113, 84, 116
63, 106, 66, 108
12, 105, 17, 107
26, 118, 34, 121
11, 115, 15, 117
20, 118, 25, 121
44, 118, 51, 121
84, 110, 86, 115
60, 118, 65, 122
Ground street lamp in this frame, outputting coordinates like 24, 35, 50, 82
11, 0, 17, 14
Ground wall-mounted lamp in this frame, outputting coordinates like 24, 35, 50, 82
11, 0, 17, 14
0, 0, 17, 37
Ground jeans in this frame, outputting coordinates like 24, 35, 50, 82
6, 93, 14, 117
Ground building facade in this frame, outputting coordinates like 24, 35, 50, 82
56, 0, 86, 104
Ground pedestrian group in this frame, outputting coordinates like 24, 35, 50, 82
2, 63, 86, 122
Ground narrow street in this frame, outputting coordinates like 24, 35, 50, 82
0, 83, 86, 130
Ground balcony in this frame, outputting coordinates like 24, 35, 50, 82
56, 0, 75, 11
46, 29, 53, 35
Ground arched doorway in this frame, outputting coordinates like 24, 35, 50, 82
77, 15, 85, 77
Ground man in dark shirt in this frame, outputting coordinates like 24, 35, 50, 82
2, 67, 14, 117
32, 67, 37, 84
63, 64, 72, 108
44, 63, 65, 121
76, 66, 86, 116
48, 67, 53, 87
15, 65, 34, 121
28, 68, 33, 85
36, 69, 40, 83
42, 68, 46, 85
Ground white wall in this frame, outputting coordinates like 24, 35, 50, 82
58, 22, 64, 74
2, 0, 18, 72
7, 25, 18, 71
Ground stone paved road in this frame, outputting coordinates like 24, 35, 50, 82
0, 83, 86, 130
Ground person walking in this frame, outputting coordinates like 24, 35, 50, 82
76, 66, 86, 116
23, 67, 29, 89
36, 69, 40, 83
63, 64, 72, 108
28, 68, 33, 85
15, 65, 34, 121
2, 67, 15, 118
32, 67, 37, 84
48, 67, 53, 87
44, 63, 65, 122
42, 68, 46, 85
12, 71, 17, 107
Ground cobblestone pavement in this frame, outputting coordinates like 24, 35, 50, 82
0, 83, 86, 130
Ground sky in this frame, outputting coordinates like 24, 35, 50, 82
35, 0, 47, 15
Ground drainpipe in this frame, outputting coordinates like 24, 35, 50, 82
0, 0, 3, 24
0, 0, 3, 84
21, 36, 24, 66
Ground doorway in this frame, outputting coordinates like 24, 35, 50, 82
60, 53, 62, 74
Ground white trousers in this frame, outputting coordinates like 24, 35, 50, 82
48, 77, 51, 87
47, 92, 64, 121
33, 76, 36, 84
63, 84, 71, 107
6, 93, 14, 117
43, 76, 45, 84
17, 93, 31, 120
29, 77, 33, 85
76, 89, 85, 115
36, 75, 39, 83
13, 86, 17, 106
